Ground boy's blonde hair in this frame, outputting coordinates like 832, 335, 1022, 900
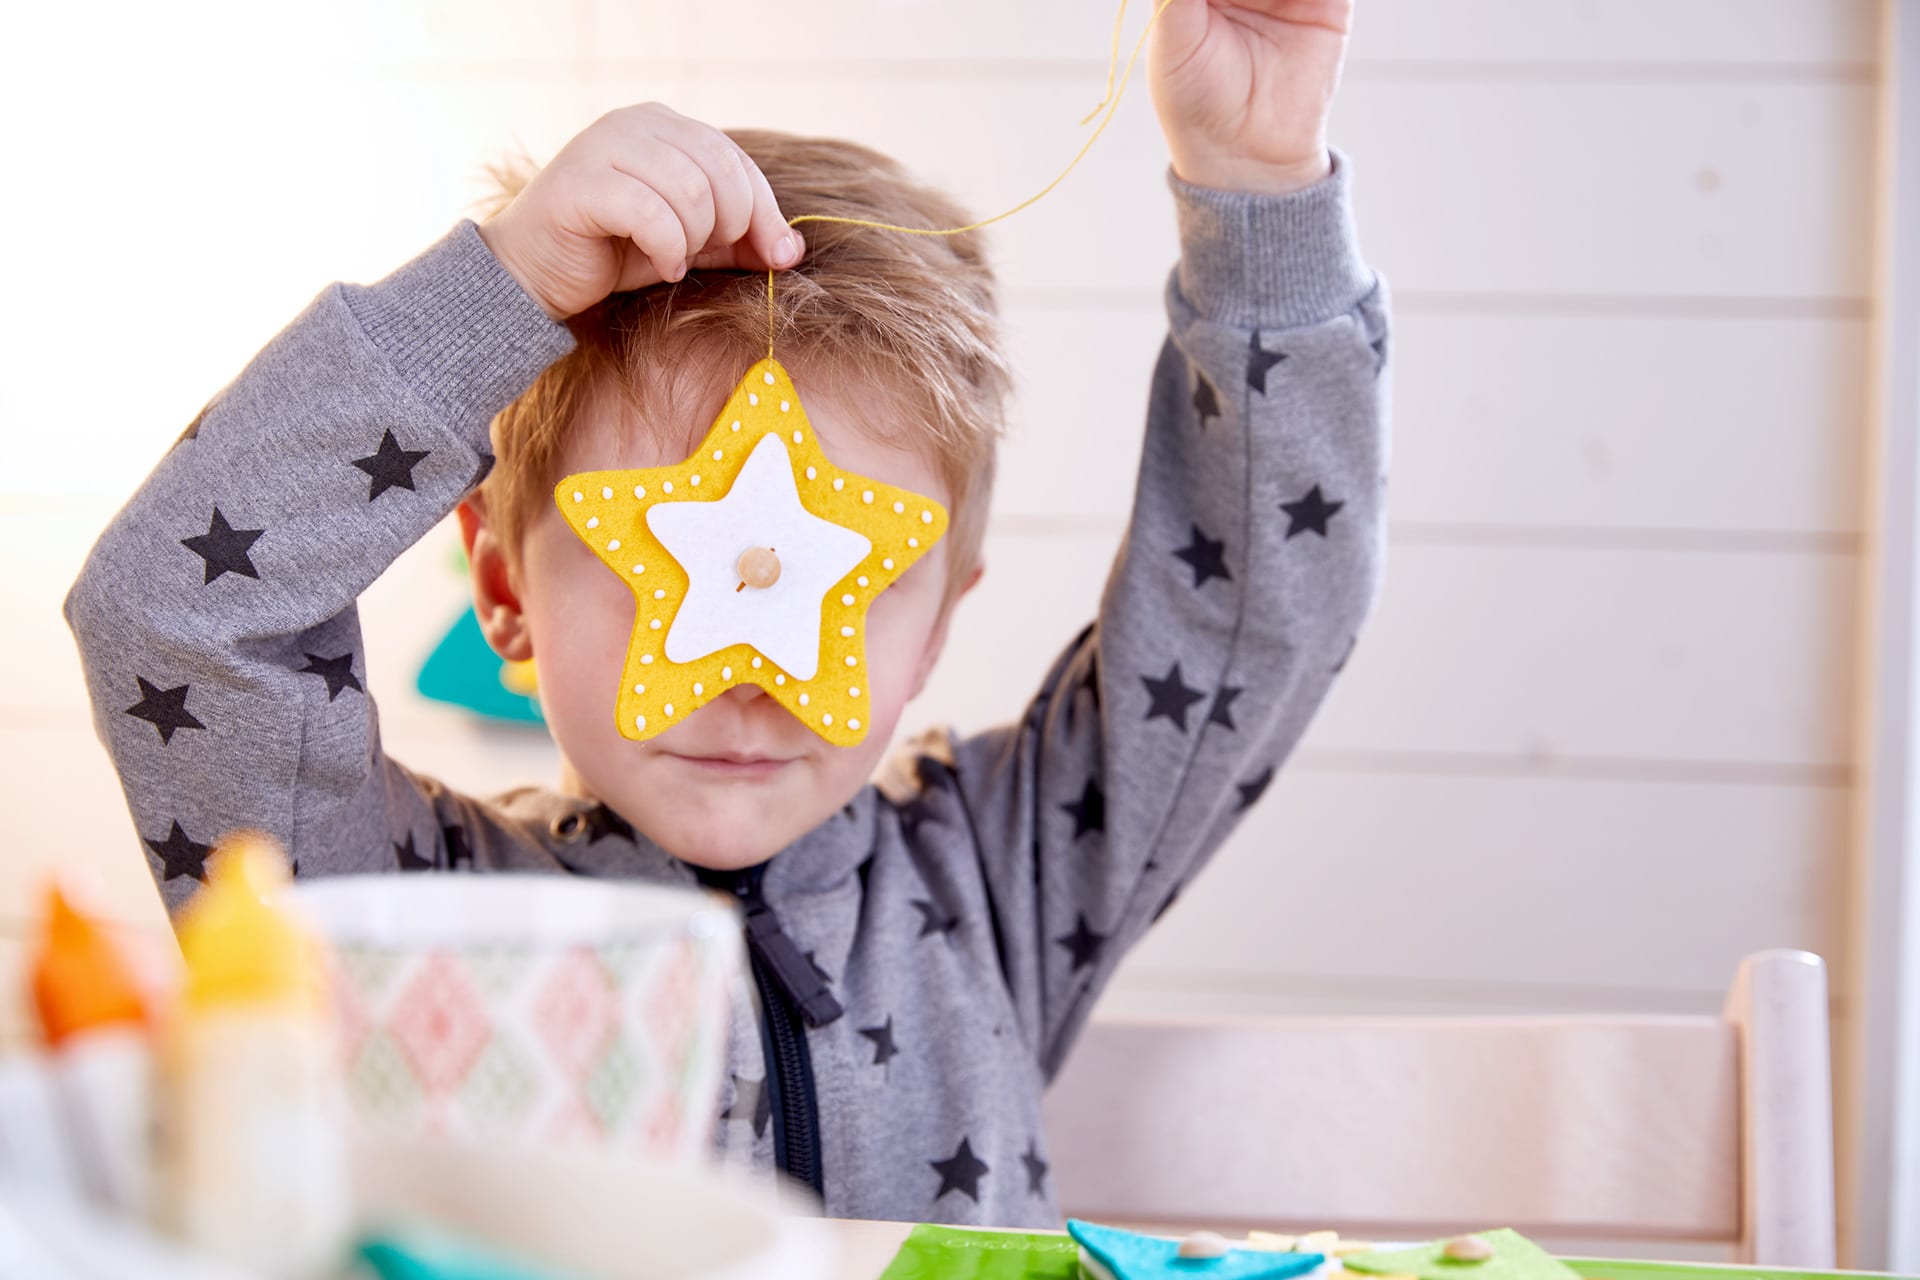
477, 129, 1008, 593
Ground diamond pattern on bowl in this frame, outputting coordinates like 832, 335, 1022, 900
584, 1034, 644, 1134
389, 951, 491, 1094
533, 947, 617, 1075
349, 1028, 421, 1122
461, 1033, 541, 1132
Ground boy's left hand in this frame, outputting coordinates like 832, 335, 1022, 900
1148, 0, 1352, 195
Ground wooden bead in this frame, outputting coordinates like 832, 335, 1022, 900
736, 546, 781, 589
1177, 1231, 1229, 1259
1443, 1236, 1494, 1262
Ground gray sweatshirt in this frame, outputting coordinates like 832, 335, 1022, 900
66, 158, 1388, 1227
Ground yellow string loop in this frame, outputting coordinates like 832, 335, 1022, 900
766, 0, 1177, 359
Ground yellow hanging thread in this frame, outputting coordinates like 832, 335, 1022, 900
765, 0, 1178, 359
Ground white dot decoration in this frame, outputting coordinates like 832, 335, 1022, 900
845, 656, 858, 667
841, 593, 855, 606
893, 501, 905, 514
572, 491, 584, 503
586, 516, 600, 529
635, 714, 646, 731
805, 466, 817, 480
763, 371, 776, 385
780, 400, 791, 413
840, 626, 855, 638
663, 480, 674, 494
693, 683, 704, 696
721, 666, 732, 680
665, 703, 674, 717
921, 510, 933, 524
601, 486, 613, 500
653, 588, 666, 600
713, 450, 724, 461
650, 619, 662, 631
731, 420, 741, 433
641, 654, 654, 665
848, 718, 860, 730
775, 674, 785, 686
792, 431, 803, 444
748, 392, 759, 406
691, 475, 701, 486
908, 537, 919, 548
883, 558, 895, 570
607, 539, 621, 551
862, 490, 874, 504
752, 657, 763, 669
634, 484, 645, 499
833, 478, 845, 491
823, 713, 833, 726
849, 686, 861, 698
631, 564, 644, 575
799, 693, 810, 707
633, 683, 645, 695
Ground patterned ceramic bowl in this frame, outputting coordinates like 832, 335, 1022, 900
288, 875, 741, 1165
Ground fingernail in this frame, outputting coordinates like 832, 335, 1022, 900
671, 260, 687, 280
779, 233, 800, 266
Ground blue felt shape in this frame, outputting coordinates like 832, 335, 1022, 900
1067, 1221, 1326, 1280
416, 606, 544, 725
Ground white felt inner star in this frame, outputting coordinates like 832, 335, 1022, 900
647, 434, 872, 681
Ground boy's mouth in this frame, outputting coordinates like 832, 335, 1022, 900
665, 751, 796, 780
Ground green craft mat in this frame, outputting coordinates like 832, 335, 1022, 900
1564, 1260, 1913, 1280
877, 1224, 1085, 1279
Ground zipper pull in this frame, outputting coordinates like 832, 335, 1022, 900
702, 865, 844, 1029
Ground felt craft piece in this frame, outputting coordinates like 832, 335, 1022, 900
1344, 1231, 1581, 1280
1068, 1221, 1326, 1280
555, 357, 949, 746
416, 605, 544, 724
877, 1223, 1083, 1279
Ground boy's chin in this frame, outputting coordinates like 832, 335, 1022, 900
637, 803, 804, 874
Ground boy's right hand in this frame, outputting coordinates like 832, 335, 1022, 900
478, 104, 805, 321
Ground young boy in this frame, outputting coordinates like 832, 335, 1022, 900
67, 0, 1385, 1227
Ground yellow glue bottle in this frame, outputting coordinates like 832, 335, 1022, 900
157, 835, 349, 1278
30, 883, 156, 1218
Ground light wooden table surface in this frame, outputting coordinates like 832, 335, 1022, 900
825, 1218, 929, 1278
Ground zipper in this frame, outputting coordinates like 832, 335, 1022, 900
697, 863, 841, 1197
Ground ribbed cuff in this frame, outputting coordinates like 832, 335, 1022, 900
343, 220, 576, 438
1170, 149, 1373, 329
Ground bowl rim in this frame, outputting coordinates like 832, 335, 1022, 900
285, 873, 737, 947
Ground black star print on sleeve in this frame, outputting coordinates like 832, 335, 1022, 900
296, 652, 363, 701
858, 1016, 901, 1068
1234, 765, 1276, 814
1207, 685, 1242, 731
351, 429, 432, 502
1191, 373, 1221, 428
1171, 525, 1231, 589
1054, 913, 1107, 973
180, 508, 264, 584
145, 820, 213, 883
1060, 779, 1105, 840
125, 677, 205, 744
930, 1137, 989, 1203
394, 833, 434, 872
911, 897, 961, 940
442, 824, 474, 870
1281, 485, 1345, 539
1022, 1139, 1050, 1198
1248, 330, 1287, 393
1141, 663, 1206, 733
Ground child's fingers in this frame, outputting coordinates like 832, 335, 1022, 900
583, 170, 690, 284
608, 139, 718, 278
654, 120, 760, 259
738, 150, 804, 269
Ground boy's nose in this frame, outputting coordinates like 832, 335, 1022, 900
723, 682, 767, 703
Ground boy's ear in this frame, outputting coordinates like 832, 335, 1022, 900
457, 498, 534, 663
907, 562, 984, 701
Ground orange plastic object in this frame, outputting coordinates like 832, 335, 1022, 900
30, 884, 148, 1046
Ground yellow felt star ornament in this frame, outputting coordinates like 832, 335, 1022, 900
554, 357, 948, 747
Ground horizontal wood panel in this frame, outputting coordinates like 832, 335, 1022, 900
998, 305, 1869, 535
915, 532, 1859, 769
599, 0, 1875, 69
648, 75, 1875, 300
1120, 767, 1846, 999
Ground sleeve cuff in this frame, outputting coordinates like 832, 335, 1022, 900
342, 220, 577, 440
1170, 149, 1375, 329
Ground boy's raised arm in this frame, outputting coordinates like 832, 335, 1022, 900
926, 0, 1386, 1071
64, 224, 574, 905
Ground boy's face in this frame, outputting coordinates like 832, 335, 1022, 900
500, 377, 964, 871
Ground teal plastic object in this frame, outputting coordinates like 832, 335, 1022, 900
415, 606, 544, 725
356, 1230, 579, 1280
1069, 1220, 1325, 1280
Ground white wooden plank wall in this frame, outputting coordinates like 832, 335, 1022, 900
0, 0, 1876, 1096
